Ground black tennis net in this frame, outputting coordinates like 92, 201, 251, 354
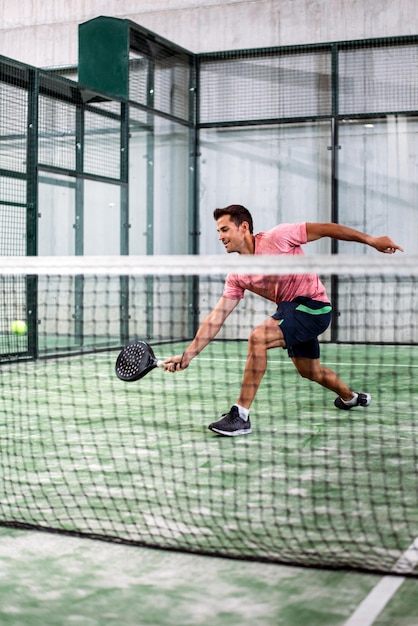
0, 254, 417, 576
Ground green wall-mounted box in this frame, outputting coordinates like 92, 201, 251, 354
78, 16, 130, 100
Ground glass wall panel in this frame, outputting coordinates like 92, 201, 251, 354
84, 180, 122, 255
38, 173, 75, 256
153, 117, 190, 254
129, 111, 191, 255
338, 116, 416, 254
129, 107, 151, 255
199, 122, 332, 255
336, 115, 418, 342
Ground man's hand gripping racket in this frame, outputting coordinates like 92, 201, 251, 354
115, 340, 184, 382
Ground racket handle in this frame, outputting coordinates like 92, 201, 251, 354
156, 360, 165, 368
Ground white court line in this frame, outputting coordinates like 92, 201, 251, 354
343, 576, 406, 626
344, 537, 418, 626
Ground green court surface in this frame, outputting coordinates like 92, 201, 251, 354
0, 340, 417, 624
0, 527, 418, 626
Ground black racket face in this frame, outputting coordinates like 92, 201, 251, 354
115, 341, 158, 382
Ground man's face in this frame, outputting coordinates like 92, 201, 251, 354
216, 215, 246, 253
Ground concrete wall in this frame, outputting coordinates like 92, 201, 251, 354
0, 0, 417, 68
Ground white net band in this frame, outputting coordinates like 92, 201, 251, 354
0, 254, 416, 277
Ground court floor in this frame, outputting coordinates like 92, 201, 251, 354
0, 526, 418, 626
0, 340, 417, 624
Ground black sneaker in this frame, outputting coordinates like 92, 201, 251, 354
208, 406, 252, 436
334, 392, 371, 410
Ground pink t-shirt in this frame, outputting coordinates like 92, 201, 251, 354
223, 222, 329, 304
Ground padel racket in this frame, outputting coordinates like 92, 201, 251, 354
115, 340, 164, 382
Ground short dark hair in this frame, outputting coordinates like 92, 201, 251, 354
213, 204, 254, 234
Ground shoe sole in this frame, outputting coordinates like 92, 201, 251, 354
208, 426, 252, 436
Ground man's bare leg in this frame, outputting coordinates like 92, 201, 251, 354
291, 356, 354, 401
236, 317, 286, 409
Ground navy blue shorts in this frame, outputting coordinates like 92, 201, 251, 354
272, 296, 332, 359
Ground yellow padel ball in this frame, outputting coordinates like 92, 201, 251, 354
10, 320, 28, 335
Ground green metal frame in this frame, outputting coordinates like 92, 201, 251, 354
120, 102, 130, 344
74, 103, 85, 347
26, 68, 40, 359
145, 56, 155, 338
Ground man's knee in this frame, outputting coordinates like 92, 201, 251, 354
248, 323, 285, 350
248, 326, 266, 348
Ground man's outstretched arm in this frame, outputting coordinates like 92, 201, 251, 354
163, 296, 239, 371
306, 222, 404, 253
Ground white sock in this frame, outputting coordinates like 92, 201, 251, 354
235, 404, 249, 421
341, 392, 358, 406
